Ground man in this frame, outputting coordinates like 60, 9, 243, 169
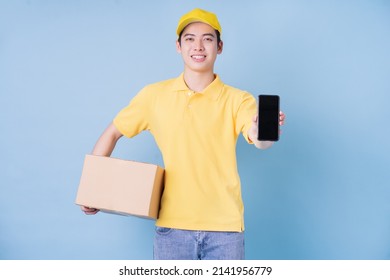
81, 8, 285, 260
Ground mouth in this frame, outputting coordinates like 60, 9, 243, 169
191, 55, 206, 62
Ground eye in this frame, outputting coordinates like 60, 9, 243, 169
185, 37, 194, 42
204, 37, 213, 42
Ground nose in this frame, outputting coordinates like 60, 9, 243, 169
193, 39, 204, 51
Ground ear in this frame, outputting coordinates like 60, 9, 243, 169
176, 40, 182, 53
217, 41, 223, 54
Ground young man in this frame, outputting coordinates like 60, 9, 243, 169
81, 8, 285, 260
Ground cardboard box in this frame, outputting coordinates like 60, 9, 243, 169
75, 155, 164, 219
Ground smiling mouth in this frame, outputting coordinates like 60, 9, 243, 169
191, 55, 206, 62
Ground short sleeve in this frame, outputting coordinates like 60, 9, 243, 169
113, 86, 153, 138
236, 92, 257, 143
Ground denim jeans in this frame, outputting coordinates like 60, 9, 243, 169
153, 227, 245, 260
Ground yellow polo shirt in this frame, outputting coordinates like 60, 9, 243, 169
113, 73, 257, 232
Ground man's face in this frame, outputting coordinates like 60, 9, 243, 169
176, 22, 223, 73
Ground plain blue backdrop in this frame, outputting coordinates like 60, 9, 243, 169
1, 0, 389, 260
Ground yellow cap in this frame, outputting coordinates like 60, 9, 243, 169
176, 8, 222, 36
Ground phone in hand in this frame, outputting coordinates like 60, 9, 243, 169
257, 94, 280, 141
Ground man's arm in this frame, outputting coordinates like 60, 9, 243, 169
91, 122, 123, 156
248, 111, 285, 149
80, 122, 123, 215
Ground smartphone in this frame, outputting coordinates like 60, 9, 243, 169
257, 94, 280, 141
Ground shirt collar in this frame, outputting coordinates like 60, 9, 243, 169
172, 73, 224, 101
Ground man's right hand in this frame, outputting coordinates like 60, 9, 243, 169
79, 122, 123, 216
81, 206, 100, 215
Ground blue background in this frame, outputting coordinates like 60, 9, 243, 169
1, 0, 389, 260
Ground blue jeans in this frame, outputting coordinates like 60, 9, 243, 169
153, 227, 245, 260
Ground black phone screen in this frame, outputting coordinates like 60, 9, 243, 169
257, 94, 280, 141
